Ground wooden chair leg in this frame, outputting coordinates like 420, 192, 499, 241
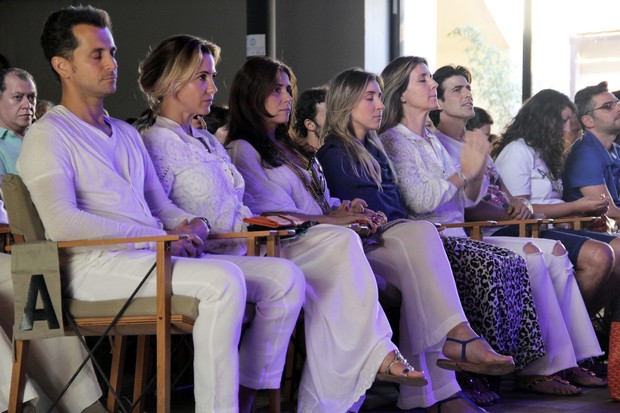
282, 339, 296, 405
8, 340, 29, 413
132, 335, 151, 412
156, 240, 172, 413
268, 388, 281, 413
107, 336, 127, 413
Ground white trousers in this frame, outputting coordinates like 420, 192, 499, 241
65, 250, 305, 413
0, 327, 38, 412
365, 221, 466, 409
485, 236, 603, 375
279, 225, 395, 413
0, 253, 102, 413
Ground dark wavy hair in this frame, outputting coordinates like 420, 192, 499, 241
492, 89, 576, 180
429, 65, 472, 126
228, 56, 306, 168
41, 5, 112, 81
204, 104, 229, 135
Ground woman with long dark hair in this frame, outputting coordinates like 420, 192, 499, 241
227, 56, 516, 413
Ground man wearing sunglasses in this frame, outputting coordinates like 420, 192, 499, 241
562, 81, 620, 222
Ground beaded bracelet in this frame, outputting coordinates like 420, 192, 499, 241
457, 172, 468, 189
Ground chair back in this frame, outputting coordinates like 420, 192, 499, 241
2, 174, 45, 242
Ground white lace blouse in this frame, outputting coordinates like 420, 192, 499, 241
380, 124, 487, 238
142, 116, 252, 255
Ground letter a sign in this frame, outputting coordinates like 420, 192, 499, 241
11, 242, 64, 339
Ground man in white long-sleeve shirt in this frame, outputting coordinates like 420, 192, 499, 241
16, 5, 304, 413
0, 67, 107, 412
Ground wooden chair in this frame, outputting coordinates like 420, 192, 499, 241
437, 216, 600, 241
2, 173, 293, 413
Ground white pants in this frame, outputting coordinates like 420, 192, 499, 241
279, 224, 395, 413
0, 253, 102, 413
0, 327, 38, 412
65, 250, 305, 413
365, 221, 465, 409
486, 236, 603, 375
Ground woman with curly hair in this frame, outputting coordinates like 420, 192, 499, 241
493, 89, 620, 316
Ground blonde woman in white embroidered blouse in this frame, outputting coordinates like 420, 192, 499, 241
138, 34, 309, 413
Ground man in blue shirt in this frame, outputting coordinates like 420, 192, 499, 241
563, 81, 620, 221
0, 67, 36, 176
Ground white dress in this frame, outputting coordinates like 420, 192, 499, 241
145, 120, 393, 413
382, 124, 602, 375
229, 139, 470, 410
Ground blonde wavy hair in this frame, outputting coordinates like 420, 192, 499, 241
138, 34, 220, 114
324, 68, 394, 188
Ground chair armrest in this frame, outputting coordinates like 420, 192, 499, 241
208, 229, 295, 257
437, 218, 545, 240
57, 234, 181, 248
208, 229, 295, 240
436, 221, 497, 241
0, 223, 11, 234
543, 216, 598, 230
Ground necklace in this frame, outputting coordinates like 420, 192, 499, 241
275, 143, 332, 215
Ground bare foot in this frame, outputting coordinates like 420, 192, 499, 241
457, 372, 498, 406
563, 367, 608, 387
443, 323, 513, 365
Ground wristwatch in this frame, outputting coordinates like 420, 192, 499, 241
195, 217, 212, 229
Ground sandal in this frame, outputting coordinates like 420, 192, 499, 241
563, 366, 608, 388
431, 392, 488, 413
515, 374, 583, 396
437, 337, 515, 375
376, 349, 428, 386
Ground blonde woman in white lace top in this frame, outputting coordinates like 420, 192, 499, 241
138, 34, 308, 413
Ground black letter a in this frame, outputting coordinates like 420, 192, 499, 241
19, 274, 60, 331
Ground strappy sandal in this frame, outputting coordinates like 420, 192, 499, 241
432, 392, 488, 413
376, 349, 428, 386
515, 374, 583, 396
436, 337, 515, 375
563, 366, 608, 388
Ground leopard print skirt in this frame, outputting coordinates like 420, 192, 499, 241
443, 236, 545, 371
